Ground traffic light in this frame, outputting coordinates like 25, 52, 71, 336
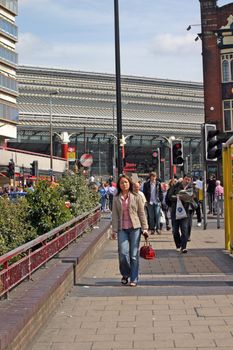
30, 160, 38, 176
152, 148, 160, 167
7, 160, 15, 179
205, 124, 221, 161
171, 140, 183, 166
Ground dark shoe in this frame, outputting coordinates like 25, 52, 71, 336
150, 230, 155, 235
156, 229, 162, 235
181, 249, 188, 254
166, 226, 171, 231
121, 277, 128, 285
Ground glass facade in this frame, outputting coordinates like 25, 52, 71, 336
0, 44, 18, 66
0, 0, 18, 15
0, 16, 17, 40
0, 73, 17, 93
0, 0, 18, 129
0, 101, 18, 122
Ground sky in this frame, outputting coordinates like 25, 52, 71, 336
17, 0, 231, 83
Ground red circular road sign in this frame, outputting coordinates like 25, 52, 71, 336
80, 154, 93, 167
152, 151, 158, 158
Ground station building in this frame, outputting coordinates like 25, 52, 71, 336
9, 65, 204, 179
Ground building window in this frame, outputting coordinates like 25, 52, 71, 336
220, 54, 233, 82
0, 16, 18, 40
0, 44, 17, 66
223, 100, 233, 131
222, 59, 229, 82
0, 0, 18, 15
0, 101, 18, 122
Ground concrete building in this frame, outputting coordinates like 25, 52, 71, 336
0, 0, 18, 144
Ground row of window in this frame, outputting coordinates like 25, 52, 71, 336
0, 0, 18, 15
0, 73, 17, 93
0, 16, 17, 40
0, 44, 17, 66
0, 101, 18, 122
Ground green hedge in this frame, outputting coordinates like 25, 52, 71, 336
0, 174, 100, 255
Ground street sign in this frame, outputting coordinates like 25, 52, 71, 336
152, 151, 157, 158
67, 146, 76, 162
80, 154, 93, 167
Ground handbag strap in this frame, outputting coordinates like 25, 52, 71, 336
143, 238, 151, 247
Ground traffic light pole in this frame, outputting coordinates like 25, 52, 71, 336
201, 124, 207, 230
157, 147, 161, 179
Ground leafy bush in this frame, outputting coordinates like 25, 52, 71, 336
58, 174, 100, 216
0, 174, 100, 255
26, 181, 73, 235
0, 196, 37, 255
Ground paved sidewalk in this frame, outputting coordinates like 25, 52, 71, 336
29, 220, 233, 350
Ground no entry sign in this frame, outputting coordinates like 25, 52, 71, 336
80, 154, 93, 167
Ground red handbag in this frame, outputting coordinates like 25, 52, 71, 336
140, 241, 156, 260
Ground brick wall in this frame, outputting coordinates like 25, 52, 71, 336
200, 0, 233, 131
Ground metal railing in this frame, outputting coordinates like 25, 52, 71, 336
0, 206, 101, 298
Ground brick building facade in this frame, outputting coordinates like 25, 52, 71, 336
200, 0, 233, 137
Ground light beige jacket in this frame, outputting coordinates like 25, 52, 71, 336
112, 192, 148, 233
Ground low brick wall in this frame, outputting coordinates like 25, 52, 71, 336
0, 217, 111, 350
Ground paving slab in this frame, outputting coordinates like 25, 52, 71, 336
29, 220, 233, 350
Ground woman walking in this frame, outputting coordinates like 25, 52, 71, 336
112, 175, 148, 287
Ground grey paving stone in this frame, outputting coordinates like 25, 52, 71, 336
30, 223, 233, 350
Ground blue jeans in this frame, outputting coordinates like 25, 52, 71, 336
117, 228, 141, 283
100, 196, 106, 211
171, 211, 189, 250
147, 203, 161, 230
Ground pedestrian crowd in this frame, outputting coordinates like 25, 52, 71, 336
0, 183, 34, 199
101, 171, 224, 288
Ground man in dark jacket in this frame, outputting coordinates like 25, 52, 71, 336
143, 171, 163, 234
167, 174, 192, 253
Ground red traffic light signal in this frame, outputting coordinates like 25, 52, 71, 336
171, 140, 183, 166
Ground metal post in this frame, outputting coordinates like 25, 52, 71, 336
114, 0, 123, 176
185, 156, 189, 174
201, 124, 207, 230
112, 105, 116, 177
216, 195, 220, 229
157, 147, 161, 179
49, 91, 58, 181
84, 126, 87, 154
98, 139, 101, 177
49, 96, 53, 180
99, 152, 101, 176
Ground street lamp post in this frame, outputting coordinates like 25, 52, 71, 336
112, 105, 116, 178
114, 0, 123, 176
161, 136, 175, 179
49, 90, 58, 181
